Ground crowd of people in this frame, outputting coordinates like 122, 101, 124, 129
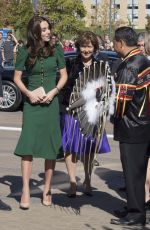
51, 33, 114, 52
0, 15, 150, 227
0, 31, 115, 69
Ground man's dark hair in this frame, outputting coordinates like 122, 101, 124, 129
114, 26, 137, 47
7, 32, 12, 36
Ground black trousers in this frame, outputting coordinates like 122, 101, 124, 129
119, 142, 149, 217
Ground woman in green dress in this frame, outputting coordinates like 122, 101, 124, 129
14, 16, 67, 209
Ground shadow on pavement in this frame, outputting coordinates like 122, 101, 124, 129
41, 170, 125, 218
100, 226, 150, 230
38, 170, 81, 192
0, 175, 43, 202
95, 167, 126, 200
0, 169, 125, 218
52, 190, 125, 216
1, 171, 149, 229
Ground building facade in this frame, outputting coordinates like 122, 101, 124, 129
114, 0, 150, 29
83, 0, 150, 29
82, 0, 96, 27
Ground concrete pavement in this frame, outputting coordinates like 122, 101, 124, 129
0, 112, 149, 230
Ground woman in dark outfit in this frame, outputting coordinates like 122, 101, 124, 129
61, 31, 111, 197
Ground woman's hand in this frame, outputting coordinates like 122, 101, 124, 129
27, 91, 45, 104
40, 88, 58, 104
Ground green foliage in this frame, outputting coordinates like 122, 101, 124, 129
0, 0, 86, 39
0, 0, 34, 39
146, 15, 150, 32
0, 0, 9, 27
39, 0, 86, 37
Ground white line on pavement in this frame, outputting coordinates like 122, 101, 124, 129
107, 134, 113, 138
0, 126, 114, 138
0, 126, 21, 131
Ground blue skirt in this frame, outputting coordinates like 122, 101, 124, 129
62, 114, 110, 156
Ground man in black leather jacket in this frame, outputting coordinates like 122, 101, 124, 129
111, 27, 150, 226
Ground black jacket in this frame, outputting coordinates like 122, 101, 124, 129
114, 48, 150, 143
59, 55, 107, 114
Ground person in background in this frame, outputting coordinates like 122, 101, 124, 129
17, 40, 24, 48
13, 39, 25, 54
104, 34, 113, 51
111, 26, 150, 226
137, 32, 145, 55
0, 32, 4, 67
97, 35, 105, 50
0, 32, 4, 48
0, 39, 11, 211
13, 40, 24, 64
69, 40, 75, 50
1, 32, 18, 66
143, 32, 150, 210
50, 33, 60, 46
13, 15, 67, 210
62, 39, 74, 52
0, 32, 4, 65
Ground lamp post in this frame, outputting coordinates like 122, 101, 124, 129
113, 0, 116, 21
32, 0, 39, 13
109, 0, 112, 40
131, 0, 134, 28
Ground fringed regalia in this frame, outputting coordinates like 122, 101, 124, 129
114, 48, 150, 143
61, 57, 115, 159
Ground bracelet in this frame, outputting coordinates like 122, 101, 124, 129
55, 86, 60, 94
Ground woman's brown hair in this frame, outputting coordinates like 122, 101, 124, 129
75, 31, 99, 53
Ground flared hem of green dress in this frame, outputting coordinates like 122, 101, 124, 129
14, 152, 58, 160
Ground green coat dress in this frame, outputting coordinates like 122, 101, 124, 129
14, 44, 65, 160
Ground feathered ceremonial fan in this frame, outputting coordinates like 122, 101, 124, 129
66, 61, 113, 154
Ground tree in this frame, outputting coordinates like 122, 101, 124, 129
113, 19, 126, 30
97, 0, 110, 33
146, 15, 150, 31
3, 0, 34, 39
38, 0, 86, 37
0, 0, 10, 27
97, 0, 126, 36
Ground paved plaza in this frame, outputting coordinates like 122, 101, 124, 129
0, 112, 149, 230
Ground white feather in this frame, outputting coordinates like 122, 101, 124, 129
82, 78, 105, 100
108, 76, 116, 116
81, 77, 106, 124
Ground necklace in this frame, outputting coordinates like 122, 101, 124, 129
83, 59, 92, 68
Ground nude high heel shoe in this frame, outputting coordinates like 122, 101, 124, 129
19, 202, 30, 210
42, 190, 52, 206
20, 192, 30, 210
